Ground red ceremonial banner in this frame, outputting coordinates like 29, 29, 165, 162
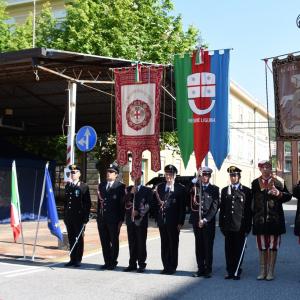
114, 66, 163, 178
273, 54, 300, 139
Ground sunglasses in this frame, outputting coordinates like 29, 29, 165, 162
70, 170, 79, 174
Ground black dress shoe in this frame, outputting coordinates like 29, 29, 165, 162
137, 267, 145, 273
204, 272, 212, 278
166, 270, 176, 275
233, 275, 241, 280
107, 265, 117, 270
192, 271, 205, 277
99, 265, 108, 270
123, 266, 137, 272
64, 261, 75, 267
225, 274, 234, 279
160, 269, 167, 274
74, 262, 81, 267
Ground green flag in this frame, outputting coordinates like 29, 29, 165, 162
174, 53, 193, 167
11, 160, 21, 242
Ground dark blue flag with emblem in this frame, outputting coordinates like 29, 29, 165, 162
45, 168, 63, 241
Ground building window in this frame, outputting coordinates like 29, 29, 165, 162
257, 141, 268, 165
229, 130, 238, 160
284, 141, 292, 173
175, 159, 181, 175
237, 133, 243, 160
53, 9, 67, 20
248, 110, 253, 123
160, 156, 166, 172
141, 159, 147, 185
4, 17, 16, 25
238, 105, 243, 122
247, 137, 254, 163
298, 141, 300, 177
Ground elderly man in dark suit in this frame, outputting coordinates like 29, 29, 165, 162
153, 164, 186, 275
190, 166, 219, 278
123, 171, 152, 273
97, 162, 126, 270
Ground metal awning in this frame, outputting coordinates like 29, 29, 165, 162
0, 48, 175, 136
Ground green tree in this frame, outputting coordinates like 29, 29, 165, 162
54, 0, 198, 62
0, 0, 11, 52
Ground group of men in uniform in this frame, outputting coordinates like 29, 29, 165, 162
63, 159, 292, 281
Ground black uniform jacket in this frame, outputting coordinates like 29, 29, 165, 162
219, 184, 252, 234
153, 182, 186, 227
252, 177, 291, 235
189, 183, 219, 225
293, 184, 300, 236
124, 185, 152, 227
97, 181, 126, 224
64, 181, 91, 223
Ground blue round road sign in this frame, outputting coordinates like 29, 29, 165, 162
76, 126, 97, 152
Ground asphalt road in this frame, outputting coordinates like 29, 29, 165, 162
1, 205, 300, 300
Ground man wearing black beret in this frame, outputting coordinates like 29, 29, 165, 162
97, 162, 126, 270
219, 166, 252, 280
153, 164, 186, 275
64, 164, 91, 267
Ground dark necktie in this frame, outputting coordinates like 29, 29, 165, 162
106, 183, 111, 191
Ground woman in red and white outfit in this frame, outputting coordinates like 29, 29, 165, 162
252, 160, 291, 281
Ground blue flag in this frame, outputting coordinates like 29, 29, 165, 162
45, 168, 63, 241
209, 49, 230, 169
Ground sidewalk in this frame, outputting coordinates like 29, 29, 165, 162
0, 219, 160, 264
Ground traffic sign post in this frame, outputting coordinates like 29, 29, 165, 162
76, 126, 97, 152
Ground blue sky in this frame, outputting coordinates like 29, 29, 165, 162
172, 0, 300, 111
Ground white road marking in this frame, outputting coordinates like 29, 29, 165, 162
0, 266, 38, 276
1, 236, 161, 278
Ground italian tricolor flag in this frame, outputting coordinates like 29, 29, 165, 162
11, 161, 21, 242
174, 49, 230, 169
